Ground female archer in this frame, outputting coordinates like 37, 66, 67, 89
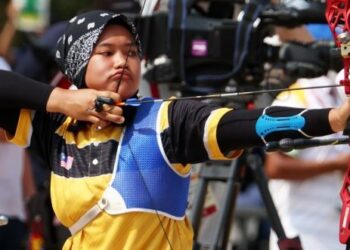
0, 10, 349, 249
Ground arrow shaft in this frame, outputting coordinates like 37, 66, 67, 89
123, 84, 343, 105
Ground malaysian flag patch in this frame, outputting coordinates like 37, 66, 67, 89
60, 152, 74, 170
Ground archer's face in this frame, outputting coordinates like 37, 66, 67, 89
85, 24, 141, 100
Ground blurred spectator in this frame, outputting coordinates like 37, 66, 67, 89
14, 21, 66, 83
0, 128, 36, 250
266, 22, 349, 250
0, 49, 36, 250
0, 0, 16, 64
266, 74, 349, 250
11, 14, 72, 250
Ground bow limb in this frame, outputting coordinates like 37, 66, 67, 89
326, 0, 350, 246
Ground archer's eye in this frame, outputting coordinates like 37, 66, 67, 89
100, 51, 113, 56
128, 49, 138, 57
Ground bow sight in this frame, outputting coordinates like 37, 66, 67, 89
136, 0, 341, 97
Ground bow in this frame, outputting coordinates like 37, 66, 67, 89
325, 0, 350, 247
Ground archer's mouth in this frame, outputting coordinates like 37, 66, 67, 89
112, 73, 131, 81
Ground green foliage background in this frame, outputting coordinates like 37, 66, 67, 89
0, 0, 97, 47
0, 0, 95, 26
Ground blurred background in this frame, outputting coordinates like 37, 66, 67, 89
1, 1, 348, 250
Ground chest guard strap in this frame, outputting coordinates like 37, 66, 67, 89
69, 98, 190, 235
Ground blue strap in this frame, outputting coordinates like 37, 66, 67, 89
256, 113, 305, 138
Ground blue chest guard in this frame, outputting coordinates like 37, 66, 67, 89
106, 98, 190, 219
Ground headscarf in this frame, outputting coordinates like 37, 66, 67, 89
55, 10, 142, 88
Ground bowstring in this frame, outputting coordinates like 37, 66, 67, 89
115, 1, 144, 93
115, 1, 175, 248
126, 141, 175, 250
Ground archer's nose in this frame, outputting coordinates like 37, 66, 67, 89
113, 52, 128, 69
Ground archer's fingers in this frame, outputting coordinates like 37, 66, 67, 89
86, 115, 102, 125
97, 92, 121, 104
101, 104, 123, 114
97, 112, 125, 124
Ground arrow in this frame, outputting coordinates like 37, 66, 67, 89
96, 83, 344, 107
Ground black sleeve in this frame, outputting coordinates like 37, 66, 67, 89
163, 100, 218, 164
0, 70, 54, 110
0, 109, 20, 135
217, 106, 333, 154
164, 101, 333, 164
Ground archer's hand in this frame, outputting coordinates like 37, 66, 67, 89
46, 87, 125, 126
329, 99, 350, 133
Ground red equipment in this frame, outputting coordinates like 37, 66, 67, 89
326, 0, 350, 245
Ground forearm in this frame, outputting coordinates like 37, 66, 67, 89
265, 152, 342, 180
0, 70, 124, 129
217, 106, 333, 152
0, 70, 53, 110
329, 99, 350, 132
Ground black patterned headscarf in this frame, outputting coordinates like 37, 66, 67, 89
55, 10, 142, 88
